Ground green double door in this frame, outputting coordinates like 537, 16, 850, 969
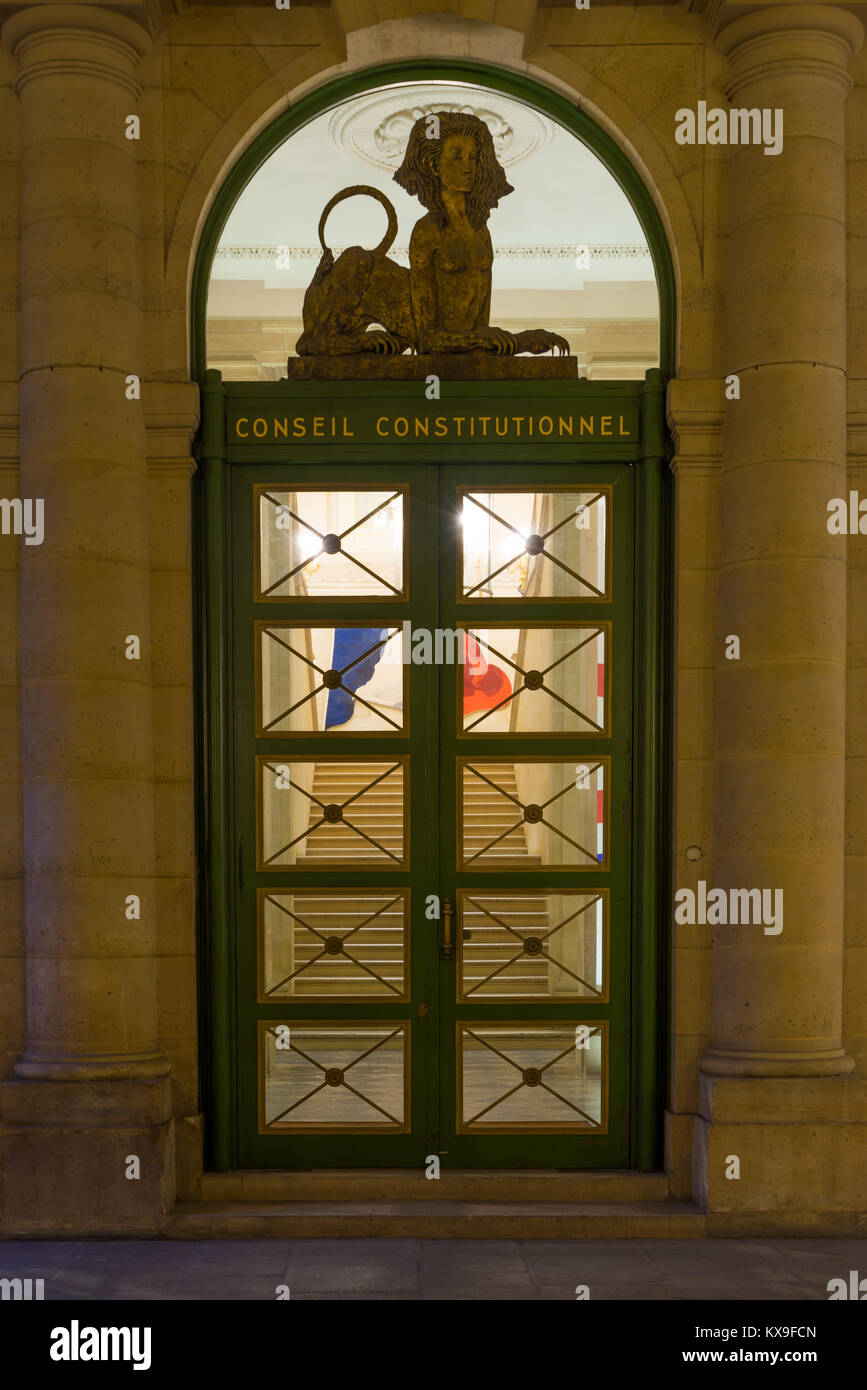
230, 459, 634, 1167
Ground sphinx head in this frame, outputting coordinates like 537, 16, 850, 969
393, 111, 514, 230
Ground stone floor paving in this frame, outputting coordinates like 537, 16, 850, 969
0, 1238, 862, 1300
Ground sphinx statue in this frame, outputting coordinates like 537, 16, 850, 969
295, 111, 569, 360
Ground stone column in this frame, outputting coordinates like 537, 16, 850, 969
697, 4, 867, 1228
0, 4, 171, 1235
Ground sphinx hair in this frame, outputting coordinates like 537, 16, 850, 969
393, 111, 513, 229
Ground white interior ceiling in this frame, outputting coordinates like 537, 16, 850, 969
206, 79, 660, 375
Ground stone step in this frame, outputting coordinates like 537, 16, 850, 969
287, 911, 405, 919
198, 1168, 670, 1203
290, 923, 405, 932
307, 822, 405, 834
292, 946, 405, 956
169, 1198, 704, 1240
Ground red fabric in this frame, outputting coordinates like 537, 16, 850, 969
463, 632, 512, 713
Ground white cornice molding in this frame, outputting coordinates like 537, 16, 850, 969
214, 243, 653, 263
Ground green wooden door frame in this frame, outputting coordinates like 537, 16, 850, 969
191, 61, 675, 1172
196, 372, 671, 1171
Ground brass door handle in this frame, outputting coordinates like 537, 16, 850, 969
442, 897, 454, 958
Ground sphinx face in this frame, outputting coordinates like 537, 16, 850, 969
438, 134, 478, 193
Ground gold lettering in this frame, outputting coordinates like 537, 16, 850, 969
619, 416, 630, 437
479, 417, 490, 437
538, 416, 553, 437
454, 417, 465, 437
434, 416, 448, 437
376, 417, 389, 437
601, 416, 612, 436
313, 417, 324, 438
415, 417, 430, 437
253, 418, 268, 438
342, 417, 355, 437
292, 417, 306, 438
579, 417, 595, 435
558, 417, 573, 437
235, 417, 249, 438
495, 417, 508, 437
394, 417, 409, 438
274, 417, 288, 439
511, 417, 523, 437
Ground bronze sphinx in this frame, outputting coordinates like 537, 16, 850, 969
295, 111, 569, 360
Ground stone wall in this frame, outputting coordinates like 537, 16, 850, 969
0, 0, 865, 1234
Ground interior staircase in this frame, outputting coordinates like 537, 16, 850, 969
291, 760, 550, 996
463, 762, 543, 863
297, 760, 404, 863
288, 893, 406, 997
461, 893, 550, 997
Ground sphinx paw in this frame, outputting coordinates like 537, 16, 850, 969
365, 330, 403, 354
512, 329, 570, 356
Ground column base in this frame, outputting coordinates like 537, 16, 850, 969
701, 1047, 855, 1079
14, 1050, 172, 1082
0, 1076, 175, 1236
693, 1074, 867, 1233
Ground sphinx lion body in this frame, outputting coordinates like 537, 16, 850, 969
295, 183, 569, 360
296, 244, 417, 357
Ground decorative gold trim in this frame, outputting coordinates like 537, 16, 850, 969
456, 888, 609, 1004
456, 755, 611, 871
258, 1019, 411, 1134
455, 1020, 609, 1134
253, 484, 410, 603
256, 753, 410, 871
454, 484, 612, 605
254, 620, 409, 738
257, 886, 411, 1003
455, 620, 611, 738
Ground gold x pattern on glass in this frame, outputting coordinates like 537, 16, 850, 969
260, 490, 403, 597
462, 760, 603, 866
461, 893, 605, 999
462, 491, 605, 599
260, 626, 402, 732
462, 1026, 604, 1128
264, 1025, 405, 1127
463, 627, 605, 734
263, 893, 406, 998
263, 759, 404, 864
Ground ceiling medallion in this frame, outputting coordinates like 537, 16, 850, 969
328, 86, 554, 172
376, 104, 513, 165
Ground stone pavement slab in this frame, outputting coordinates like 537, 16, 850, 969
0, 1238, 861, 1300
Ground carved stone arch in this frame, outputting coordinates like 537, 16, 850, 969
171, 17, 690, 381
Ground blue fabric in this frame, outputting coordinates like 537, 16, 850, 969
325, 628, 388, 729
